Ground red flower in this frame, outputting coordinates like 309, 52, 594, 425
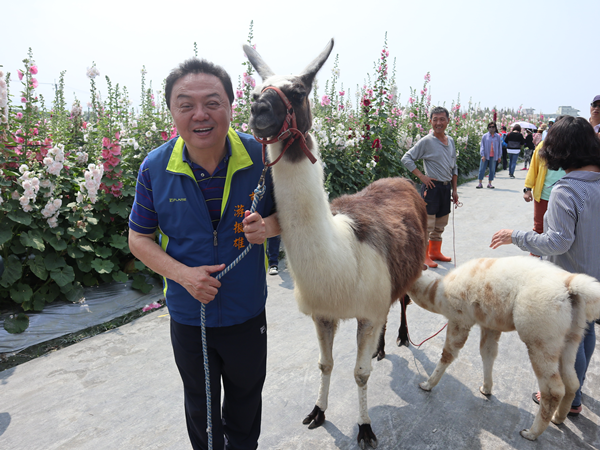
371, 138, 382, 150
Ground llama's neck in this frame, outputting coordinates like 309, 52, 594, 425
268, 139, 337, 255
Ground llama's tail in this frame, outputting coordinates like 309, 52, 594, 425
567, 273, 600, 323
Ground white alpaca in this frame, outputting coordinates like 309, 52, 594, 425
244, 40, 428, 448
406, 256, 600, 441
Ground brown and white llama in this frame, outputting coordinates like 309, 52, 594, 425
244, 39, 427, 448
405, 256, 600, 441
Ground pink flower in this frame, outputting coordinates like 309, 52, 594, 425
320, 95, 331, 107
242, 123, 248, 132
21, 97, 27, 103
16, 112, 23, 119
142, 302, 162, 312
31, 78, 38, 88
18, 70, 24, 81
339, 91, 345, 96
161, 131, 168, 141
236, 89, 244, 98
30, 65, 38, 75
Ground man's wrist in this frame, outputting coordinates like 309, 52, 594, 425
523, 187, 532, 193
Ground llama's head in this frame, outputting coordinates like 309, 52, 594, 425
243, 39, 334, 163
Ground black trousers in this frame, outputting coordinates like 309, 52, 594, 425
420, 181, 451, 217
170, 310, 267, 450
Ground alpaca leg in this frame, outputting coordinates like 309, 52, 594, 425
520, 347, 564, 441
356, 318, 383, 449
302, 316, 338, 429
552, 331, 584, 424
420, 321, 470, 391
479, 328, 501, 395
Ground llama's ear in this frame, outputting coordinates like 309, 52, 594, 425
243, 44, 274, 80
300, 39, 334, 88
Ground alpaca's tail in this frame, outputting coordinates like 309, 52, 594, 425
567, 273, 600, 323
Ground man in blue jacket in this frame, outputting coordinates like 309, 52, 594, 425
129, 58, 279, 450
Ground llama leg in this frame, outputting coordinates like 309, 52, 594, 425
420, 321, 470, 391
520, 347, 564, 441
302, 316, 338, 429
479, 328, 501, 395
552, 330, 584, 424
396, 295, 410, 347
356, 318, 382, 449
373, 321, 386, 361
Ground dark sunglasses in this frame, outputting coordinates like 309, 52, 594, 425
488, 125, 496, 129
591, 102, 600, 108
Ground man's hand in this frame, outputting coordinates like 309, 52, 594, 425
419, 174, 437, 190
243, 211, 267, 244
179, 264, 226, 304
490, 229, 514, 249
452, 190, 459, 205
481, 156, 485, 161
523, 191, 533, 202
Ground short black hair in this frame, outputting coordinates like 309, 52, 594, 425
429, 106, 449, 119
487, 121, 497, 130
165, 58, 234, 110
512, 124, 521, 132
540, 116, 600, 171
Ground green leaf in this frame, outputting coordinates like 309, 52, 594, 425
95, 246, 112, 259
27, 254, 48, 280
78, 239, 94, 252
67, 246, 84, 259
44, 253, 67, 270
66, 226, 86, 239
132, 274, 153, 294
82, 272, 99, 286
46, 233, 68, 251
20, 230, 45, 251
87, 217, 99, 226
3, 313, 30, 334
7, 209, 32, 226
87, 225, 104, 242
134, 261, 146, 271
10, 283, 33, 304
50, 265, 75, 287
0, 254, 22, 287
11, 240, 27, 254
33, 283, 60, 305
109, 235, 128, 250
77, 253, 93, 273
61, 282, 84, 302
91, 258, 114, 274
109, 201, 130, 218
0, 224, 12, 245
112, 271, 129, 283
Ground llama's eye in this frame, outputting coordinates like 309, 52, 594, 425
252, 93, 259, 101
293, 92, 306, 102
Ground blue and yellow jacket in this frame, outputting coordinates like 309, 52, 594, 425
145, 128, 275, 327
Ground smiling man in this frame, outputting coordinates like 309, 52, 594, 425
401, 106, 459, 268
128, 58, 279, 450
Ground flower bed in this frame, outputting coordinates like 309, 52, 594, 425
0, 26, 544, 332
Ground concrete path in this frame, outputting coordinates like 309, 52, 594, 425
1, 164, 599, 450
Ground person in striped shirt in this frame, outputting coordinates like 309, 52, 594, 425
491, 115, 600, 417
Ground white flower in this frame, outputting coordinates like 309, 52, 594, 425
76, 192, 84, 203
145, 131, 152, 137
19, 196, 30, 206
11, 191, 20, 200
19, 164, 29, 174
86, 65, 100, 79
151, 123, 157, 132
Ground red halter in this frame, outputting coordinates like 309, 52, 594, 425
252, 86, 317, 166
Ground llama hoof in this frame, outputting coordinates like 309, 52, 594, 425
551, 413, 566, 425
419, 381, 433, 391
396, 336, 409, 347
373, 349, 385, 361
479, 386, 492, 396
357, 423, 378, 449
520, 429, 538, 441
302, 405, 325, 429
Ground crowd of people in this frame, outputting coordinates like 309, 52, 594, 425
126, 49, 600, 449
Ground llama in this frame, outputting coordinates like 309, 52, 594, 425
244, 39, 427, 448
405, 255, 600, 441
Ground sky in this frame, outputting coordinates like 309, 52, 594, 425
2, 0, 597, 120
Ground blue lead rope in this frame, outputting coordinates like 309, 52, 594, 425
200, 170, 268, 450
